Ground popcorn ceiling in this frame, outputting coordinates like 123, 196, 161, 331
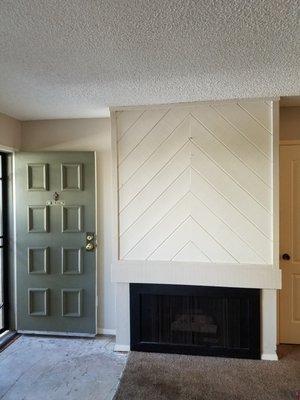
0, 0, 299, 120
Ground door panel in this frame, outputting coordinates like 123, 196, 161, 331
16, 152, 96, 335
280, 145, 300, 343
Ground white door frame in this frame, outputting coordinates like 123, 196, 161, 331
279, 139, 300, 343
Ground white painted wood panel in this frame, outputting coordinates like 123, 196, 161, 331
118, 109, 167, 163
119, 117, 189, 208
237, 101, 272, 132
190, 105, 271, 183
116, 101, 274, 264
191, 169, 271, 261
213, 103, 272, 158
119, 142, 191, 226
118, 108, 190, 187
120, 168, 190, 251
173, 241, 210, 262
190, 115, 271, 210
191, 145, 271, 237
116, 109, 144, 139
148, 215, 236, 263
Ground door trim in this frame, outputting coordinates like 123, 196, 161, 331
278, 143, 300, 343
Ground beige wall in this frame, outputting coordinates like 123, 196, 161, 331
280, 107, 300, 140
21, 118, 115, 332
0, 112, 21, 150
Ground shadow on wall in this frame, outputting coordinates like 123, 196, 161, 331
280, 106, 300, 141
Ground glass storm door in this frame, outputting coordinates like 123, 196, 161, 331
15, 152, 96, 336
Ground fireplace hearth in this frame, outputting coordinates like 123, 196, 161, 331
130, 284, 260, 359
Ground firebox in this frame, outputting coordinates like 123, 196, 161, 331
130, 284, 260, 359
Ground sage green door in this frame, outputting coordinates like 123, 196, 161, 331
15, 152, 96, 336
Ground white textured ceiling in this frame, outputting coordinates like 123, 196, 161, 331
0, 0, 299, 120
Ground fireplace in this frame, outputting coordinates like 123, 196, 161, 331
130, 284, 260, 359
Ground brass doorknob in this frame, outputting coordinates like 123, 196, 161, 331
86, 242, 94, 251
282, 253, 290, 261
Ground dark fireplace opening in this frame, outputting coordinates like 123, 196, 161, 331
130, 284, 260, 359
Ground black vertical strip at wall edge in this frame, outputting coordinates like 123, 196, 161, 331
0, 152, 9, 333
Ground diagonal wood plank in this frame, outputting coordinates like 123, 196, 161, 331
190, 105, 271, 184
119, 142, 191, 225
212, 103, 272, 158
191, 168, 272, 261
119, 108, 190, 187
190, 193, 266, 263
119, 118, 189, 209
191, 142, 272, 238
190, 115, 272, 211
148, 215, 236, 263
237, 101, 272, 132
116, 110, 145, 139
147, 218, 192, 261
172, 241, 211, 262
120, 168, 190, 249
118, 109, 168, 163
122, 194, 191, 259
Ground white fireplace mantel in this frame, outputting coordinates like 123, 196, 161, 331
112, 260, 281, 290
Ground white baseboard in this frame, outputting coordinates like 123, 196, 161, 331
261, 353, 278, 361
97, 328, 116, 335
18, 330, 95, 338
114, 344, 130, 352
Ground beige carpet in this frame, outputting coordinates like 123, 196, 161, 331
114, 346, 300, 400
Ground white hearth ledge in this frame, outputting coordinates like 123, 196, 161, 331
261, 353, 278, 361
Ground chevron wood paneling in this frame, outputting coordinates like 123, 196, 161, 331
116, 101, 273, 264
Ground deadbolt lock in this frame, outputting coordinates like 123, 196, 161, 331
85, 232, 96, 252
86, 242, 94, 251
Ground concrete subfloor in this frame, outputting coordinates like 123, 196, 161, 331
0, 334, 127, 400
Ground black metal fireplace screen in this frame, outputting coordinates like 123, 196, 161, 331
130, 284, 260, 359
